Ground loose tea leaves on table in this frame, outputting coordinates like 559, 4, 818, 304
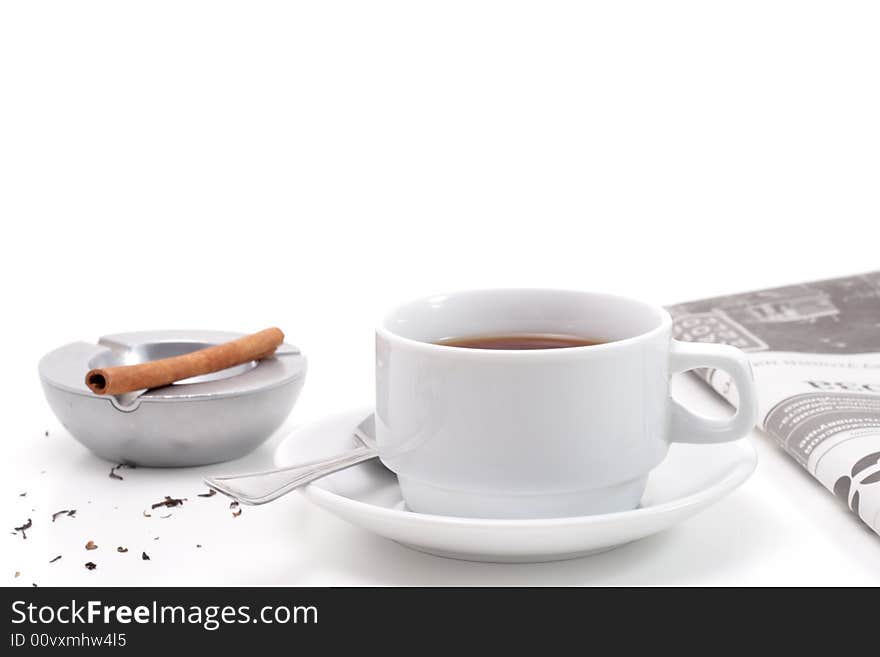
84, 562, 96, 570
151, 496, 186, 509
49, 555, 61, 564
117, 547, 128, 553
13, 518, 32, 539
142, 552, 150, 560
197, 489, 216, 498
109, 463, 136, 481
51, 509, 76, 522
85, 540, 97, 550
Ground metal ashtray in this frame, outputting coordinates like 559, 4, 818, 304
38, 330, 307, 467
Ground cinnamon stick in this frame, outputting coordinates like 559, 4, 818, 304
85, 327, 284, 395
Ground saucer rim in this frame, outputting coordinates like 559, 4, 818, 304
277, 406, 758, 528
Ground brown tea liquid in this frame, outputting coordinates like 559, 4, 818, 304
435, 333, 605, 350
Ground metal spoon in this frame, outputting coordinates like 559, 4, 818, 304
204, 415, 377, 505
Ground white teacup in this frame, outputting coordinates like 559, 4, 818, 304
375, 289, 757, 519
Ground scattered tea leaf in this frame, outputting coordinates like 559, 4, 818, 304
142, 552, 150, 560
117, 547, 128, 553
67, 510, 76, 518
49, 555, 61, 564
84, 562, 97, 570
14, 571, 20, 578
196, 544, 202, 548
32, 583, 38, 587
153, 536, 159, 540
232, 508, 242, 518
51, 509, 74, 522
85, 540, 97, 550
45, 430, 49, 437
108, 463, 136, 481
142, 510, 152, 518
229, 501, 239, 509
151, 496, 186, 509
197, 489, 217, 498
19, 492, 26, 497
13, 518, 32, 539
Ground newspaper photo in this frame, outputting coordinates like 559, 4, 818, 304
668, 271, 880, 536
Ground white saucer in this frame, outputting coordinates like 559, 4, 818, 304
274, 408, 757, 563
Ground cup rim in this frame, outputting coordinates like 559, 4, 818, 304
377, 288, 672, 358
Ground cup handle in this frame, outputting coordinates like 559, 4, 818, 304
668, 340, 758, 444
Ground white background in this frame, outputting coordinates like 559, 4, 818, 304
1, 1, 879, 585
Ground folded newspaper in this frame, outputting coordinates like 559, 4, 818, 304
668, 271, 880, 536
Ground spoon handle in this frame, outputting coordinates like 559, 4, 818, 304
204, 446, 378, 505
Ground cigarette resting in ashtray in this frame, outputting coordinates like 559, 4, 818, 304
84, 327, 285, 396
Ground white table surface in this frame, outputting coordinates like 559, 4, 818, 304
2, 1, 879, 586
4, 354, 880, 587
